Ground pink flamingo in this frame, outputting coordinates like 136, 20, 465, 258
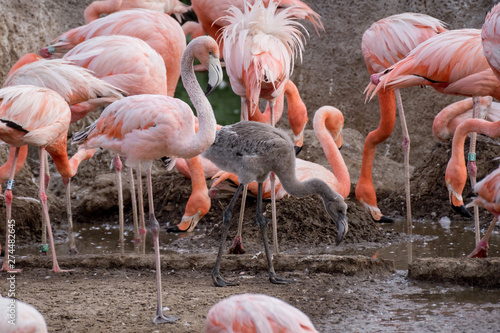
0, 298, 47, 332
72, 36, 222, 323
40, 8, 186, 98
220, 0, 307, 254
369, 28, 500, 222
432, 96, 497, 142
0, 85, 95, 273
356, 13, 447, 223
482, 2, 500, 83
1, 53, 124, 255
465, 166, 500, 258
191, 0, 323, 59
205, 293, 318, 332
84, 0, 189, 24
210, 106, 350, 202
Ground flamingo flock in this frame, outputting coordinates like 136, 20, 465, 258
1, 0, 500, 331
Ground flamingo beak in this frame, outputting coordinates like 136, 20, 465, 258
335, 211, 348, 246
205, 55, 223, 96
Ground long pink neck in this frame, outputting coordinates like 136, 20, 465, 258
313, 107, 350, 198
84, 0, 122, 23
45, 135, 95, 179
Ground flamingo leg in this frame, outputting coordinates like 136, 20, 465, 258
468, 96, 482, 246
39, 148, 72, 273
395, 90, 412, 241
269, 100, 279, 254
467, 216, 497, 258
114, 155, 125, 254
40, 152, 49, 256
63, 178, 78, 255
136, 163, 146, 255
1, 147, 22, 273
256, 182, 290, 284
228, 184, 247, 254
128, 166, 141, 252
146, 165, 179, 324
213, 184, 243, 287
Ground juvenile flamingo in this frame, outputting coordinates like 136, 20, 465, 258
369, 29, 500, 220
0, 298, 48, 332
1, 53, 124, 255
221, 0, 307, 254
73, 36, 223, 323
356, 13, 447, 223
84, 0, 189, 24
202, 120, 348, 287
205, 293, 318, 332
210, 106, 350, 202
40, 8, 186, 98
0, 85, 95, 273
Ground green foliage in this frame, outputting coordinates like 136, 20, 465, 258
174, 68, 241, 125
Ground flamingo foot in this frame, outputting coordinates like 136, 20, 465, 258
228, 236, 246, 254
1, 263, 22, 273
212, 273, 239, 287
153, 314, 179, 324
269, 273, 293, 285
467, 240, 489, 258
451, 204, 472, 218
52, 264, 75, 273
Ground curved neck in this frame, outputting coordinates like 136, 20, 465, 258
45, 135, 95, 179
84, 0, 121, 23
180, 44, 217, 157
452, 119, 500, 165
314, 111, 350, 198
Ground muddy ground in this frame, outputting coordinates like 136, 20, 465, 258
0, 0, 500, 332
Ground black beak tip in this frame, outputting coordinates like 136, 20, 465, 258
294, 145, 303, 156
451, 204, 472, 218
205, 84, 214, 96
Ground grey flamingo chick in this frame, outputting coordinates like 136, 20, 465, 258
202, 121, 348, 287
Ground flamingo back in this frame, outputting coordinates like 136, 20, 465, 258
4, 57, 125, 105
205, 293, 318, 333
76, 94, 195, 166
482, 3, 500, 82
0, 85, 70, 147
372, 29, 493, 98
0, 298, 48, 333
362, 13, 447, 74
63, 35, 167, 96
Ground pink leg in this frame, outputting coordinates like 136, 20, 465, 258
1, 147, 22, 273
63, 178, 78, 255
146, 165, 179, 324
128, 167, 141, 252
136, 164, 147, 255
114, 155, 125, 254
38, 148, 73, 273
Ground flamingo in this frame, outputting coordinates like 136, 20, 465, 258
191, 0, 323, 59
84, 0, 190, 24
210, 106, 350, 202
40, 8, 186, 98
0, 298, 48, 333
369, 29, 500, 222
482, 2, 500, 83
0, 85, 95, 273
205, 293, 318, 332
356, 13, 447, 224
465, 166, 500, 258
221, 0, 307, 254
72, 36, 223, 323
1, 53, 124, 255
432, 96, 496, 142
202, 120, 348, 287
